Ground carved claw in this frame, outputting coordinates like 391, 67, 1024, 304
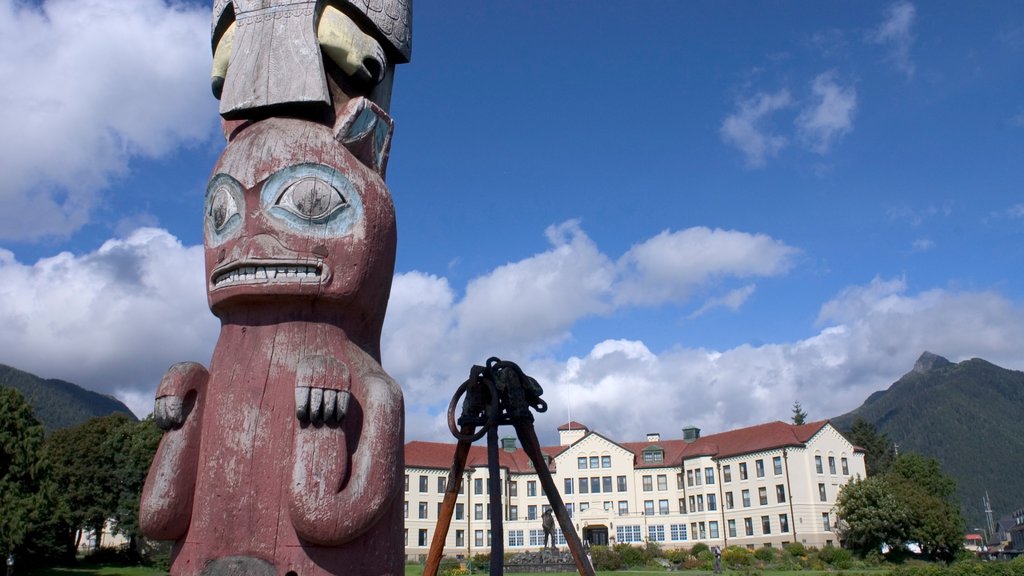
295, 386, 351, 425
318, 5, 387, 85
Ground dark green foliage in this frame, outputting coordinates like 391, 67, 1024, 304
792, 401, 808, 425
835, 476, 914, 554
690, 541, 709, 556
587, 545, 623, 571
783, 541, 806, 557
753, 545, 776, 562
846, 418, 896, 476
612, 542, 649, 567
832, 353, 1024, 529
0, 388, 47, 555
890, 555, 1024, 576
721, 545, 753, 568
0, 364, 136, 432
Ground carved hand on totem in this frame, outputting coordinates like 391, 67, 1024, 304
295, 355, 352, 425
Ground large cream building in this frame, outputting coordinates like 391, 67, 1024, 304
403, 419, 865, 560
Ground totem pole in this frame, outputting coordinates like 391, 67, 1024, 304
140, 2, 411, 575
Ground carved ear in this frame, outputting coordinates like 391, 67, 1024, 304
334, 96, 395, 177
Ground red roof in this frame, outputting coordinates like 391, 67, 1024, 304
558, 421, 589, 432
405, 419, 833, 472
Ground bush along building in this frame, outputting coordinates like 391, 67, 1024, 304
403, 419, 865, 559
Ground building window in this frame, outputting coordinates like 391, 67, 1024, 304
601, 455, 612, 468
776, 484, 786, 503
578, 456, 587, 469
617, 475, 628, 492
648, 524, 666, 542
528, 505, 537, 520
744, 517, 753, 536
670, 524, 688, 541
725, 491, 734, 510
642, 475, 653, 492
509, 505, 517, 521
698, 522, 707, 539
508, 530, 524, 547
657, 474, 668, 491
474, 478, 483, 495
455, 529, 464, 547
762, 516, 771, 534
696, 495, 704, 512
841, 457, 850, 475
822, 513, 832, 532
755, 459, 765, 478
418, 529, 428, 546
644, 500, 655, 516
618, 501, 629, 515
590, 456, 600, 469
676, 473, 684, 490
475, 530, 484, 547
564, 477, 574, 495
705, 467, 715, 485
527, 481, 537, 497
815, 455, 823, 474
779, 514, 790, 533
659, 499, 670, 515
694, 470, 702, 486
404, 475, 409, 492
773, 456, 783, 475
437, 502, 443, 517
818, 483, 827, 502
403, 501, 408, 518
579, 477, 588, 494
686, 470, 694, 487
828, 456, 837, 475
474, 503, 483, 520
723, 464, 732, 483
418, 502, 428, 519
509, 481, 517, 497
739, 462, 748, 480
742, 489, 751, 507
615, 525, 642, 543
758, 487, 768, 506
566, 503, 574, 518
602, 476, 613, 493
709, 521, 720, 539
688, 495, 695, 512
590, 477, 601, 493
437, 476, 446, 493
678, 498, 686, 514
642, 449, 664, 463
728, 519, 737, 538
707, 494, 717, 511
419, 475, 428, 492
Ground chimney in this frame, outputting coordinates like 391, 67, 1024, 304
646, 432, 661, 443
501, 437, 517, 452
682, 426, 701, 443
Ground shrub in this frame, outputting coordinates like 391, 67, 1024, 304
589, 545, 623, 571
754, 545, 777, 563
722, 546, 753, 568
690, 542, 710, 556
817, 544, 854, 569
663, 547, 687, 564
438, 558, 466, 576
614, 543, 649, 567
784, 541, 806, 557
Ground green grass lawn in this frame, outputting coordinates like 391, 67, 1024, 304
24, 566, 166, 576
403, 566, 889, 575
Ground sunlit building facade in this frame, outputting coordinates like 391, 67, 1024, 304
403, 419, 865, 560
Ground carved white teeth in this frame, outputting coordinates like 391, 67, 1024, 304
214, 265, 321, 286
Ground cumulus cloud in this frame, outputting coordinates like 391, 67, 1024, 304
796, 71, 857, 154
0, 228, 216, 417
720, 89, 792, 168
868, 1, 917, 79
0, 0, 215, 240
687, 285, 757, 319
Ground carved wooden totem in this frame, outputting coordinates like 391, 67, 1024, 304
140, 2, 411, 575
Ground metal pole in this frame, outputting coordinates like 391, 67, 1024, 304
487, 425, 504, 575
424, 432, 475, 576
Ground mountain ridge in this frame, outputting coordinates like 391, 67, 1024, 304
0, 363, 136, 431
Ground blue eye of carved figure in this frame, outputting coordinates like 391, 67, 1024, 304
205, 174, 244, 245
261, 164, 363, 234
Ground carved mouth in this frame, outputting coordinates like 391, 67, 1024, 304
212, 263, 323, 287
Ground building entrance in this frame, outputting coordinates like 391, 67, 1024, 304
583, 526, 608, 546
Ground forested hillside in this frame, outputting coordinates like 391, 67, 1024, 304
832, 352, 1024, 531
0, 363, 136, 431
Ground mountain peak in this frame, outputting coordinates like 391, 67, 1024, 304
912, 351, 952, 374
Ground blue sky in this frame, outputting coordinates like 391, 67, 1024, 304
1, 0, 1022, 444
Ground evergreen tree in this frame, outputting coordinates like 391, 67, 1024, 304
791, 401, 807, 425
0, 388, 47, 557
847, 419, 895, 476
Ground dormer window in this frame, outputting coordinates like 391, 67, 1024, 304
642, 447, 664, 463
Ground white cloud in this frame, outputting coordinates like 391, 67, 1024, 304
1009, 204, 1024, 218
0, 0, 215, 240
720, 89, 792, 168
688, 284, 757, 319
911, 238, 934, 252
796, 71, 857, 154
0, 228, 217, 417
868, 1, 917, 79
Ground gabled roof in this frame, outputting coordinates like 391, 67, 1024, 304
405, 440, 564, 474
405, 419, 838, 474
558, 421, 589, 432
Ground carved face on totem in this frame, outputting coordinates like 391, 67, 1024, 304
202, 116, 396, 335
